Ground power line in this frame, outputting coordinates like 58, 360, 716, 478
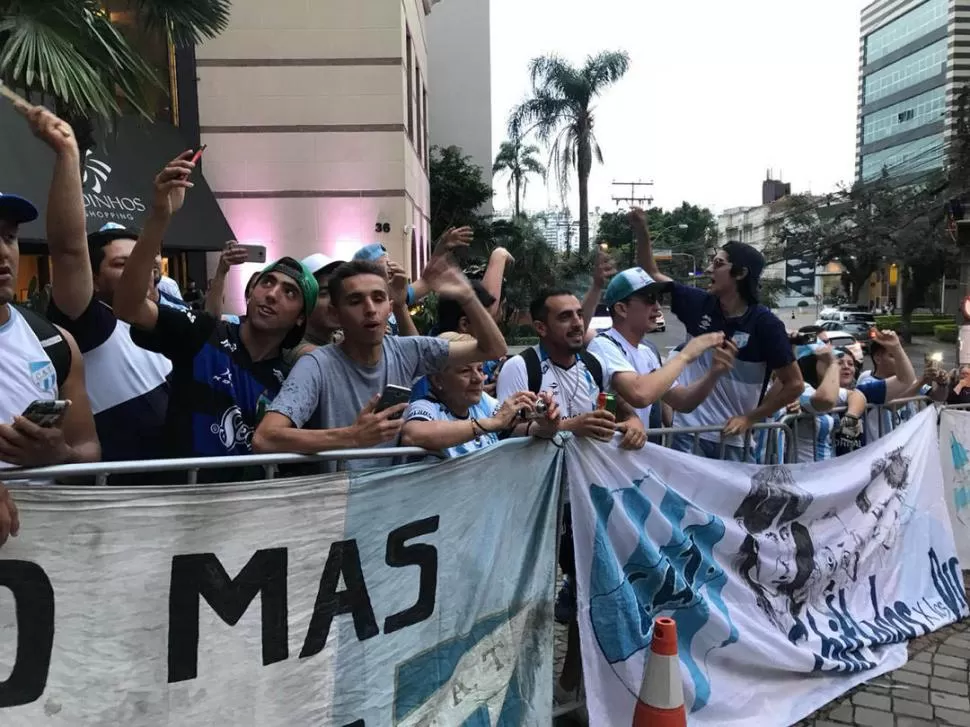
611, 180, 654, 208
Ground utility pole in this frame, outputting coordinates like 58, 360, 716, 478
611, 180, 654, 209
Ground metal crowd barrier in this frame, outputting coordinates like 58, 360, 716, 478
640, 422, 795, 464
1, 447, 445, 486
780, 396, 934, 463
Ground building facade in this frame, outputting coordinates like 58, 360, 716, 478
196, 0, 438, 312
856, 0, 970, 181
426, 0, 493, 211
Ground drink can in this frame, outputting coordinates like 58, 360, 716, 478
597, 392, 617, 415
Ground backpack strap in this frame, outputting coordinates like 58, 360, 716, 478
520, 346, 543, 394
578, 350, 606, 392
15, 305, 71, 392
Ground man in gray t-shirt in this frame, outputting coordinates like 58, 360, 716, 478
254, 257, 508, 470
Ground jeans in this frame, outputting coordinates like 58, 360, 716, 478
671, 433, 753, 462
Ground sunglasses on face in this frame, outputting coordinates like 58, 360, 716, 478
631, 291, 664, 306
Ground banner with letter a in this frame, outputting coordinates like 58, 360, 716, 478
0, 439, 561, 726
940, 408, 970, 564
566, 407, 968, 727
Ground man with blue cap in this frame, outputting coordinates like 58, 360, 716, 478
586, 266, 736, 430
113, 151, 318, 475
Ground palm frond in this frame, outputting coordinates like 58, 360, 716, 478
132, 0, 232, 47
582, 50, 631, 93
528, 55, 585, 101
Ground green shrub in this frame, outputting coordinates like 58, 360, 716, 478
502, 323, 536, 340
507, 337, 539, 347
935, 324, 958, 343
875, 317, 953, 335
797, 300, 809, 307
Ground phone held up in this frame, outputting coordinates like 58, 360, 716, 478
239, 244, 267, 264
375, 385, 411, 420
21, 399, 70, 428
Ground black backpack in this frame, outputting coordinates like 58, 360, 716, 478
519, 346, 606, 395
16, 305, 71, 392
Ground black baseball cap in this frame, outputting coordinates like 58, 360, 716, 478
0, 193, 38, 224
87, 222, 141, 248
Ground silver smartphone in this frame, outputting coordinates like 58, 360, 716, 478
22, 399, 70, 428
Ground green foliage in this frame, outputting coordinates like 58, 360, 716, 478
511, 50, 630, 256
487, 217, 560, 323
429, 145, 493, 242
875, 317, 953, 335
935, 324, 958, 343
0, 0, 230, 125
875, 314, 946, 327
409, 293, 438, 335
493, 121, 545, 218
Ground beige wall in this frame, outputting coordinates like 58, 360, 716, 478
196, 0, 433, 314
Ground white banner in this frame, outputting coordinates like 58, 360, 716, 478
0, 440, 562, 726
940, 408, 970, 565
566, 408, 968, 726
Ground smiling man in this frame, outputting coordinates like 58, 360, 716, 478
113, 153, 317, 469
631, 208, 802, 461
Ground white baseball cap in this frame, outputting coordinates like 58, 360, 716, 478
301, 253, 344, 278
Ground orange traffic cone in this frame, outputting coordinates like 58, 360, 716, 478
632, 617, 687, 727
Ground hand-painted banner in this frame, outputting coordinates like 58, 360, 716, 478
567, 407, 968, 727
940, 408, 970, 565
0, 440, 561, 726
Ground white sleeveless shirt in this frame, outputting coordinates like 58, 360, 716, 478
0, 306, 58, 481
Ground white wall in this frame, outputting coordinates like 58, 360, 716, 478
195, 0, 432, 314
426, 0, 493, 211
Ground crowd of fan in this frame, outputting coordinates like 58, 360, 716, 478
1, 102, 963, 711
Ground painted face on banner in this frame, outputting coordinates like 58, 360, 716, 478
756, 522, 798, 598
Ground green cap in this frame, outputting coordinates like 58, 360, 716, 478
259, 256, 319, 317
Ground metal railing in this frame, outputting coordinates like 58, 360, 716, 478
640, 422, 795, 464
0, 447, 445, 486
780, 396, 934, 463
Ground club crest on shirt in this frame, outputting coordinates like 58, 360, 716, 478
732, 332, 751, 349
699, 314, 712, 331
210, 406, 252, 451
28, 361, 57, 394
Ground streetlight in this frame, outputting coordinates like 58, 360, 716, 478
643, 223, 689, 272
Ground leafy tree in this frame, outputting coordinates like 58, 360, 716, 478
493, 121, 545, 218
429, 145, 493, 243
512, 50, 630, 256
0, 0, 230, 152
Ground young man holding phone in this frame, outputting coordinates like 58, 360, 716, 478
0, 186, 100, 479
254, 257, 508, 471
113, 153, 318, 474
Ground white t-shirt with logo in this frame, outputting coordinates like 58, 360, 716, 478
0, 307, 58, 482
587, 329, 674, 428
496, 344, 606, 419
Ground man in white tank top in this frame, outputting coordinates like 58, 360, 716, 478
0, 151, 100, 494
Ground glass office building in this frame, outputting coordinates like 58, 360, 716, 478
856, 0, 970, 181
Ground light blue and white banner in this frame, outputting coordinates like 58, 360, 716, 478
0, 440, 561, 726
567, 407, 968, 727
940, 408, 970, 565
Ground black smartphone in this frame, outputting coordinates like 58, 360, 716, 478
21, 399, 70, 428
375, 385, 411, 419
791, 332, 817, 346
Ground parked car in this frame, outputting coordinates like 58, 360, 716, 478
822, 330, 864, 362
816, 310, 876, 326
802, 320, 873, 354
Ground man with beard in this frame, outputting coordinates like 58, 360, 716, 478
113, 153, 317, 473
24, 105, 172, 464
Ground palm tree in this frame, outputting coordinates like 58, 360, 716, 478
0, 0, 230, 151
512, 50, 630, 256
493, 123, 546, 218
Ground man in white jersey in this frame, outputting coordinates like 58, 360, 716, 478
586, 267, 737, 429
23, 104, 172, 466
632, 208, 803, 460
0, 176, 100, 488
496, 288, 648, 704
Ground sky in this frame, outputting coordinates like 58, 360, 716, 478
490, 0, 869, 216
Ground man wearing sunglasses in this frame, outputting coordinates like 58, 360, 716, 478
629, 209, 802, 461
586, 267, 737, 429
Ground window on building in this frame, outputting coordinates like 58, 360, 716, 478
104, 0, 174, 122
406, 29, 414, 142
416, 69, 423, 160
423, 87, 430, 170
863, 38, 946, 105
864, 0, 948, 65
861, 133, 944, 180
862, 86, 944, 145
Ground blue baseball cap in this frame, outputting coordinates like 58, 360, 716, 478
0, 194, 38, 224
603, 267, 673, 307
353, 243, 387, 262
